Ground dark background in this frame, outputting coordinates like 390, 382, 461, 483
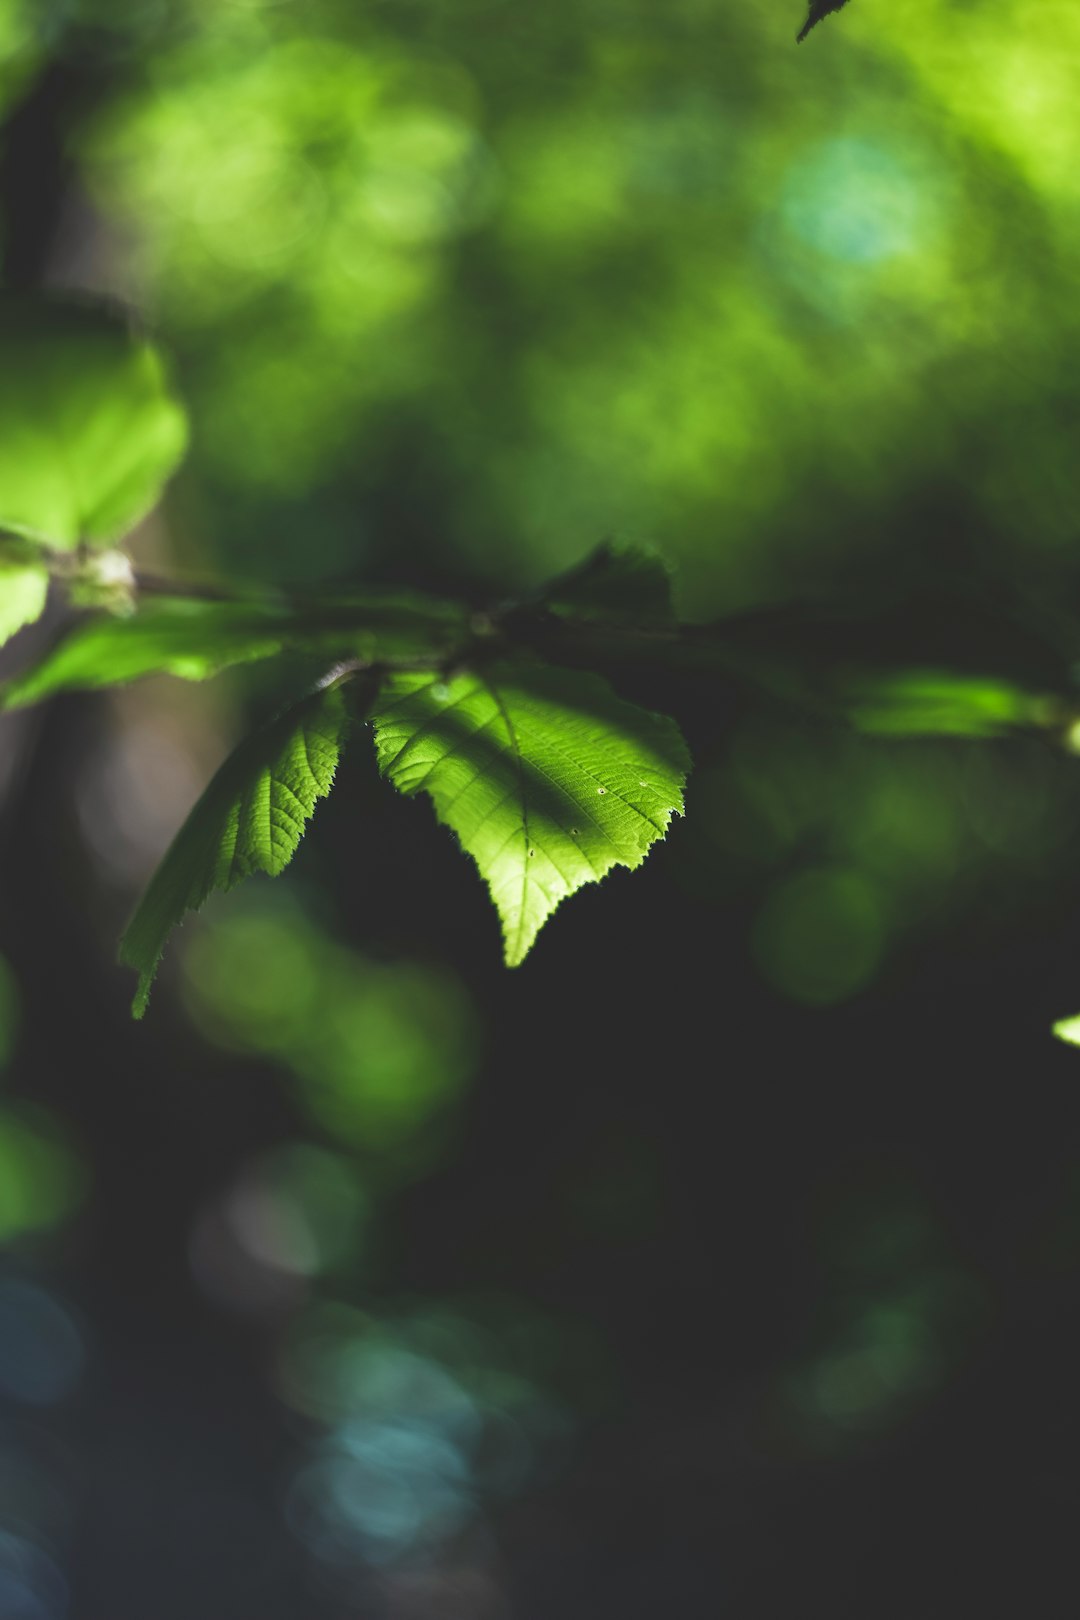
2, 4, 1080, 1616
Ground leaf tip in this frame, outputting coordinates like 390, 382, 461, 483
119, 935, 156, 1018
1052, 1014, 1080, 1049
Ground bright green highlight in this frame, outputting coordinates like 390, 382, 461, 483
70, 0, 1080, 602
1052, 1015, 1080, 1049
291, 960, 478, 1154
82, 35, 495, 515
843, 669, 1052, 738
0, 555, 48, 650
121, 683, 349, 1015
184, 903, 478, 1159
372, 662, 690, 965
0, 298, 188, 549
0, 1, 39, 126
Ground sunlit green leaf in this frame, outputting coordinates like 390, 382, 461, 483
120, 683, 350, 1017
0, 555, 49, 650
0, 297, 188, 548
372, 661, 689, 965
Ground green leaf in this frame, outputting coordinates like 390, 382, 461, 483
1052, 1015, 1080, 1048
372, 661, 690, 965
2, 589, 470, 710
0, 556, 48, 650
1, 600, 288, 708
0, 297, 188, 548
839, 669, 1056, 738
542, 542, 675, 624
120, 683, 350, 1016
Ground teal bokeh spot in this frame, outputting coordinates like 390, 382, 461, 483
783, 138, 925, 264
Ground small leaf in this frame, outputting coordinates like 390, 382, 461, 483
840, 669, 1055, 738
796, 0, 853, 42
0, 297, 188, 548
0, 556, 48, 650
372, 661, 689, 965
1052, 1015, 1080, 1048
3, 590, 472, 710
2, 599, 289, 708
542, 542, 675, 624
120, 683, 350, 1016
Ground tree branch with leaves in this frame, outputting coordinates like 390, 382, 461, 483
2, 296, 1075, 1017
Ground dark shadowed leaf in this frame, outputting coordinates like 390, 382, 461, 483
542, 542, 675, 625
797, 0, 854, 43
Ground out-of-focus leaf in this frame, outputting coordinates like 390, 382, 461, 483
0, 297, 188, 548
1052, 1015, 1080, 1048
372, 661, 689, 965
0, 556, 48, 650
542, 542, 675, 624
120, 683, 350, 1017
2, 600, 288, 707
1, 590, 471, 709
840, 669, 1056, 738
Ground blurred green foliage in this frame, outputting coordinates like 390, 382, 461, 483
780, 1173, 987, 1448
1, 0, 1077, 1012
0, 1, 38, 116
0, 1110, 84, 1245
2, 4, 1080, 1605
62, 0, 1080, 607
183, 898, 479, 1170
0, 299, 187, 548
0, 962, 85, 1246
676, 717, 1079, 1005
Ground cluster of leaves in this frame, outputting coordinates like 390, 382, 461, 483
0, 296, 1069, 1018
0, 301, 698, 1013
